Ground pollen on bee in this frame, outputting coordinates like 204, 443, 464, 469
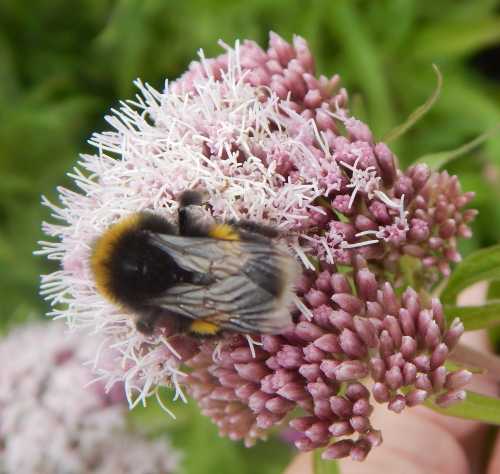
189, 320, 221, 335
208, 223, 240, 241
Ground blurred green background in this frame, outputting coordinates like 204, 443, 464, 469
1, 0, 500, 472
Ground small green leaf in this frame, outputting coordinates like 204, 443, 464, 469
444, 301, 500, 331
488, 280, 500, 300
441, 244, 500, 304
415, 125, 500, 171
314, 450, 341, 474
328, 1, 395, 138
383, 65, 442, 143
412, 18, 500, 59
427, 391, 500, 425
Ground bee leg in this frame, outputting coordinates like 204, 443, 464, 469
179, 190, 204, 207
229, 219, 280, 239
135, 309, 159, 335
136, 308, 188, 336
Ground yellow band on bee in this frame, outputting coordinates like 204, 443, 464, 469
208, 223, 240, 241
90, 214, 142, 302
189, 320, 221, 335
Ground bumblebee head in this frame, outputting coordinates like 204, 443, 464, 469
90, 213, 184, 309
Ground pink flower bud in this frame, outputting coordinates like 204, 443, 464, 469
372, 383, 390, 403
444, 318, 464, 350
277, 383, 308, 401
430, 343, 449, 370
334, 361, 369, 382
346, 382, 370, 401
415, 374, 433, 392
265, 396, 295, 415
332, 293, 363, 314
339, 328, 367, 358
350, 415, 370, 433
299, 363, 322, 381
384, 315, 403, 348
406, 389, 428, 407
388, 395, 406, 413
351, 438, 372, 461
234, 362, 269, 382
329, 421, 354, 436
436, 389, 466, 408
353, 316, 378, 348
355, 268, 378, 301
322, 440, 354, 460
329, 396, 353, 418
276, 345, 304, 369
445, 370, 472, 390
385, 366, 404, 390
305, 421, 330, 443
369, 357, 386, 382
399, 309, 416, 337
295, 321, 324, 342
403, 362, 418, 385
307, 381, 335, 399
313, 333, 342, 353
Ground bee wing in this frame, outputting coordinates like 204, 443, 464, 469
149, 234, 298, 334
149, 234, 243, 274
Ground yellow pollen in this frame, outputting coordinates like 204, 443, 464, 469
208, 224, 240, 241
189, 320, 221, 335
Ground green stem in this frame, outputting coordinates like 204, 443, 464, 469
415, 124, 500, 170
383, 65, 442, 143
313, 449, 341, 474
427, 391, 500, 425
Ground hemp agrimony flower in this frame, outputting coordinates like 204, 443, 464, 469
0, 322, 180, 473
39, 33, 476, 461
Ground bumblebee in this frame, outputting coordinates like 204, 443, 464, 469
90, 191, 300, 336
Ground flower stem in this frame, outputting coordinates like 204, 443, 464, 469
313, 450, 341, 474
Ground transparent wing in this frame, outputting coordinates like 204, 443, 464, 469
148, 234, 297, 334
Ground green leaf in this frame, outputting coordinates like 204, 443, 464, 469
328, 1, 395, 139
427, 391, 500, 425
441, 245, 500, 305
444, 301, 500, 330
488, 280, 500, 300
412, 17, 500, 59
314, 450, 341, 474
487, 281, 500, 348
383, 65, 442, 143
415, 125, 500, 171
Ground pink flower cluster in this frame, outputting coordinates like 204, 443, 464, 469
38, 33, 476, 461
183, 258, 470, 460
172, 33, 475, 281
0, 323, 180, 473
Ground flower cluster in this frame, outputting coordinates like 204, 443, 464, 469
184, 257, 471, 460
0, 322, 180, 473
38, 33, 476, 461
